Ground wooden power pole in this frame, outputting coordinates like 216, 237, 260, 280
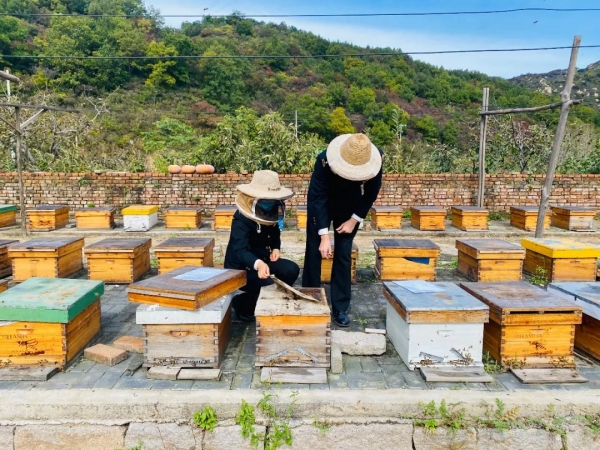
477, 87, 489, 208
534, 36, 581, 238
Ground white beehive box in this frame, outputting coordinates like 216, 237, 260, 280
122, 205, 159, 232
383, 281, 489, 370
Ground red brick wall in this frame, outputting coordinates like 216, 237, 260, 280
0, 172, 598, 215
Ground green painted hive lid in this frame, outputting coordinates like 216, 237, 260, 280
0, 278, 104, 323
0, 205, 17, 213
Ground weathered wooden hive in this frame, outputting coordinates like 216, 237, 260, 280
213, 205, 237, 231
0, 277, 103, 368
456, 239, 525, 282
85, 238, 151, 283
75, 207, 116, 229
164, 206, 203, 229
550, 206, 596, 231
9, 237, 84, 283
154, 238, 215, 274
374, 239, 440, 281
255, 284, 330, 369
460, 281, 582, 369
28, 205, 69, 231
384, 281, 489, 370
510, 206, 550, 231
321, 239, 358, 284
295, 206, 307, 230
410, 206, 446, 231
451, 206, 489, 231
0, 239, 19, 278
0, 205, 17, 228
370, 206, 402, 231
521, 238, 600, 282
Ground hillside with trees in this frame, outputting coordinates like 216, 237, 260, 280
0, 0, 599, 174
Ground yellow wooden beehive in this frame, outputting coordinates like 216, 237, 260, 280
456, 239, 525, 282
370, 206, 402, 230
85, 238, 151, 284
451, 206, 489, 231
410, 206, 446, 231
154, 237, 215, 274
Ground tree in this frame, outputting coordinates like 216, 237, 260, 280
347, 86, 376, 114
329, 107, 355, 135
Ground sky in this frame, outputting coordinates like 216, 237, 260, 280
146, 0, 600, 79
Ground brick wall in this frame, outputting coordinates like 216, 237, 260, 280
0, 172, 598, 215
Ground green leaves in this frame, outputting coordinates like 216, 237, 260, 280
193, 406, 218, 432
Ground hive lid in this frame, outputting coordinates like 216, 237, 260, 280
165, 206, 203, 211
136, 294, 232, 324
456, 239, 525, 256
0, 205, 17, 213
33, 205, 68, 211
155, 237, 215, 251
122, 205, 158, 215
9, 237, 83, 251
0, 278, 104, 323
374, 239, 440, 250
84, 237, 151, 253
551, 206, 597, 214
0, 239, 18, 249
460, 281, 582, 313
215, 205, 237, 211
255, 285, 330, 317
410, 206, 447, 213
384, 281, 488, 323
75, 207, 116, 213
548, 282, 600, 308
521, 238, 600, 258
371, 206, 401, 212
451, 206, 488, 213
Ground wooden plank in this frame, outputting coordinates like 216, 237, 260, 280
177, 368, 222, 380
254, 285, 329, 317
510, 368, 587, 384
0, 366, 58, 381
147, 366, 181, 380
260, 367, 327, 384
419, 367, 493, 383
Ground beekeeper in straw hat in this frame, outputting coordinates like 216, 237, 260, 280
224, 170, 300, 321
302, 133, 383, 327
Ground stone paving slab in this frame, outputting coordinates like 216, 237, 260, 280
2, 226, 600, 394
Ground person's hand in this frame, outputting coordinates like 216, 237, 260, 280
257, 261, 270, 279
336, 217, 358, 234
270, 249, 280, 262
319, 235, 332, 259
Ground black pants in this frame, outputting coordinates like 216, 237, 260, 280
302, 218, 359, 314
232, 258, 300, 316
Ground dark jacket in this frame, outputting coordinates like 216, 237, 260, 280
224, 211, 281, 271
307, 150, 383, 229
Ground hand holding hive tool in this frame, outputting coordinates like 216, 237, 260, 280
270, 275, 320, 302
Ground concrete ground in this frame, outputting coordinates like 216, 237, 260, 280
1, 217, 600, 394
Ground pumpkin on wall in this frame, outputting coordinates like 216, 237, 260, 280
196, 164, 215, 174
181, 165, 196, 174
168, 165, 182, 174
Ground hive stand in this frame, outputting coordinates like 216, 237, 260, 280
451, 206, 489, 231
27, 205, 69, 231
369, 206, 402, 231
521, 238, 600, 282
85, 238, 151, 284
550, 206, 597, 231
164, 206, 203, 229
374, 239, 440, 281
461, 281, 582, 369
456, 239, 525, 282
75, 207, 116, 229
510, 206, 550, 231
213, 205, 237, 231
8, 237, 84, 283
154, 238, 215, 274
410, 206, 446, 231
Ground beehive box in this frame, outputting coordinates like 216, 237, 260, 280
136, 294, 232, 368
370, 206, 402, 230
164, 206, 203, 229
550, 206, 596, 231
0, 205, 17, 228
374, 239, 440, 281
0, 280, 8, 293
75, 207, 116, 229
85, 238, 151, 283
456, 239, 525, 282
0, 239, 19, 278
320, 239, 358, 284
384, 281, 488, 370
451, 206, 489, 231
296, 206, 307, 230
255, 285, 330, 368
9, 237, 84, 283
154, 238, 215, 274
127, 265, 246, 310
460, 281, 582, 368
510, 206, 551, 231
214, 205, 236, 231
548, 282, 600, 360
522, 238, 600, 282
0, 278, 103, 367
122, 205, 158, 232
28, 205, 69, 231
410, 206, 446, 231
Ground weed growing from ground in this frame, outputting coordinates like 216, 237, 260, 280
193, 406, 218, 432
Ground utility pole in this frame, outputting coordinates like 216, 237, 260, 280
5, 68, 10, 101
534, 35, 581, 238
14, 106, 25, 236
477, 88, 489, 208
294, 110, 298, 138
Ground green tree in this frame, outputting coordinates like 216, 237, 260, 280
347, 86, 376, 114
144, 40, 178, 88
411, 116, 439, 142
329, 107, 355, 135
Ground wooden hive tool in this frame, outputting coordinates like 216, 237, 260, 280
270, 276, 319, 302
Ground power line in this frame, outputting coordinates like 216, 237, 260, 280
3, 7, 600, 18
1, 45, 599, 60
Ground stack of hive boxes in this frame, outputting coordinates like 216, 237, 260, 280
127, 266, 246, 377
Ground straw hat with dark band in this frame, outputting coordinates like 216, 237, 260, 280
237, 170, 294, 200
326, 133, 382, 181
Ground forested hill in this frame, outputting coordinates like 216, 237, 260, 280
0, 0, 599, 175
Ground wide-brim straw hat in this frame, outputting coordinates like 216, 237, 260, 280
237, 170, 294, 200
326, 134, 382, 181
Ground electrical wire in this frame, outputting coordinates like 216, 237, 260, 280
2, 7, 600, 18
1, 45, 598, 60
